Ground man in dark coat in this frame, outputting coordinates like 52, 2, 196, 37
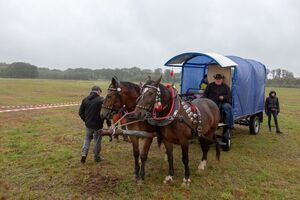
79, 85, 111, 163
265, 90, 282, 133
203, 74, 234, 129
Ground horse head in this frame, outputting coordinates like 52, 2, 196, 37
134, 75, 163, 119
100, 76, 123, 119
100, 76, 141, 120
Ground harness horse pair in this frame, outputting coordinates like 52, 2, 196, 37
100, 76, 221, 186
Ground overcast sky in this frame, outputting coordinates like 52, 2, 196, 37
0, 0, 299, 76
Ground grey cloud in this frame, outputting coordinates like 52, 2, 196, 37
0, 0, 299, 76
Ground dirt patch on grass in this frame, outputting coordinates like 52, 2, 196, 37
0, 181, 11, 191
70, 171, 121, 196
84, 173, 120, 195
0, 180, 18, 199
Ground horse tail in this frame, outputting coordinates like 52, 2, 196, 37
214, 133, 221, 160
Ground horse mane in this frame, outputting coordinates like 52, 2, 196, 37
120, 81, 141, 94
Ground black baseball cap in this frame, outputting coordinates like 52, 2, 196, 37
91, 85, 102, 92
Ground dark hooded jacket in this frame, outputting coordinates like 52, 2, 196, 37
203, 82, 231, 105
265, 91, 280, 113
79, 92, 104, 130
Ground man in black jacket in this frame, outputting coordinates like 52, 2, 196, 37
79, 85, 111, 163
203, 74, 234, 129
265, 90, 282, 133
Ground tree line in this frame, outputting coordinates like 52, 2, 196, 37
0, 62, 299, 87
0, 62, 180, 83
266, 68, 300, 88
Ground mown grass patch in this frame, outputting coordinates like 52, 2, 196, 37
0, 80, 299, 199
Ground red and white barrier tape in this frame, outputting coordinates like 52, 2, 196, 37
0, 102, 80, 113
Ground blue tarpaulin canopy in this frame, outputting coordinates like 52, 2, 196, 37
165, 52, 267, 120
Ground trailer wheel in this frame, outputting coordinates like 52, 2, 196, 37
222, 129, 231, 151
249, 115, 260, 135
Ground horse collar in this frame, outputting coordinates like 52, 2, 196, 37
180, 100, 203, 137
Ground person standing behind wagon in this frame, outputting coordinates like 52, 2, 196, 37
79, 85, 111, 163
265, 90, 282, 134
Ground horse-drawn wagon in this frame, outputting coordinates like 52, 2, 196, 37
165, 52, 267, 151
99, 52, 267, 184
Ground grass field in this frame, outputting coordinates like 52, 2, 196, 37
0, 78, 299, 199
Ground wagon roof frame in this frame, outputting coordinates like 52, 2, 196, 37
164, 52, 238, 68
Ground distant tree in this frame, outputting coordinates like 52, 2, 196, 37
266, 68, 270, 78
153, 68, 163, 80
5, 62, 38, 78
275, 68, 281, 78
271, 69, 276, 79
164, 69, 172, 82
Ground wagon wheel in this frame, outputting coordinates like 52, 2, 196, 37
249, 115, 260, 135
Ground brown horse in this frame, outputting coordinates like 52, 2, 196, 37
133, 76, 221, 186
100, 77, 158, 183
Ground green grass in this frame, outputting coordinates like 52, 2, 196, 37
0, 79, 299, 199
0, 78, 110, 105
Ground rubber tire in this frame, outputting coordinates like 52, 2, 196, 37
249, 115, 260, 135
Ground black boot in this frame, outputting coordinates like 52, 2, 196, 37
275, 124, 282, 134
94, 156, 104, 162
81, 155, 86, 163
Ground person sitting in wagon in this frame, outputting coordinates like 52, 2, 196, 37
203, 73, 234, 129
199, 74, 208, 90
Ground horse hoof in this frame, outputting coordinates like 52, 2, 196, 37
137, 179, 144, 185
163, 175, 173, 184
181, 178, 191, 187
198, 160, 207, 171
133, 175, 139, 182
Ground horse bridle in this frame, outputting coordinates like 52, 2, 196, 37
136, 84, 161, 114
102, 86, 123, 117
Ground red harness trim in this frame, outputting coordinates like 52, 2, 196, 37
152, 86, 176, 121
112, 110, 128, 124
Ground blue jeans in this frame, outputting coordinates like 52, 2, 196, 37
82, 127, 102, 158
222, 103, 234, 128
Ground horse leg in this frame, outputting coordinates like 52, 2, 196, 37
198, 137, 210, 171
181, 143, 191, 186
139, 137, 153, 184
131, 137, 140, 182
163, 141, 174, 184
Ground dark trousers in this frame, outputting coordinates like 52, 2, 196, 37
221, 103, 234, 128
267, 110, 280, 132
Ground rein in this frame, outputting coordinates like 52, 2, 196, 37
110, 110, 143, 137
152, 86, 176, 121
